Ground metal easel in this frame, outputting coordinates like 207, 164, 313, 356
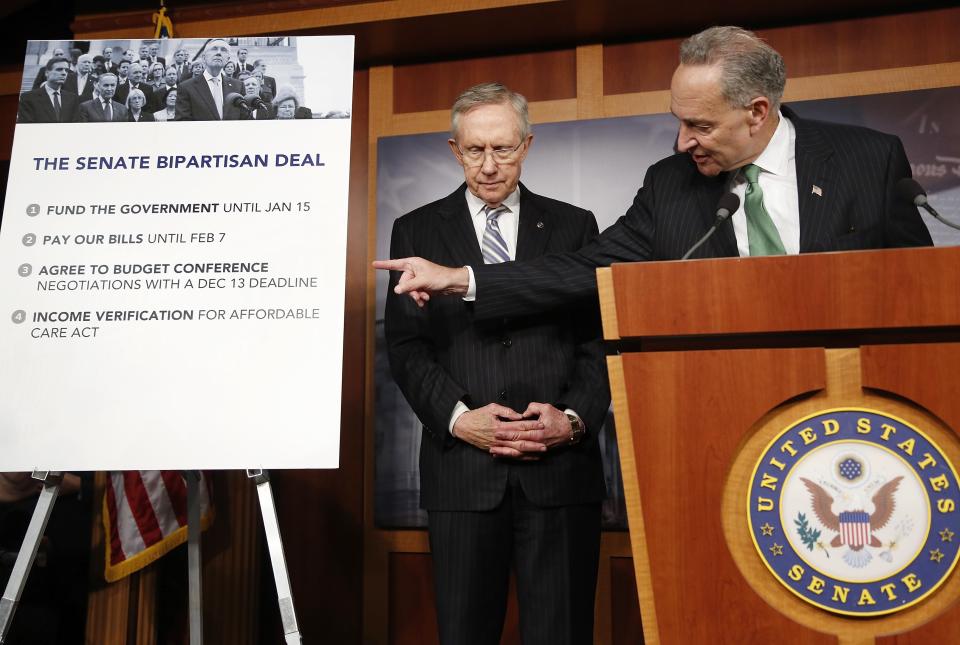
184, 469, 302, 645
0, 471, 62, 644
1, 469, 302, 644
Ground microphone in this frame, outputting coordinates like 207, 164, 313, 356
224, 92, 251, 111
897, 178, 960, 231
248, 95, 268, 110
681, 192, 740, 260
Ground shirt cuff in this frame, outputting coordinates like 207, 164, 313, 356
449, 400, 471, 435
564, 409, 582, 428
463, 266, 477, 301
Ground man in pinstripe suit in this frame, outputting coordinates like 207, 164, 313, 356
375, 26, 932, 315
383, 83, 610, 645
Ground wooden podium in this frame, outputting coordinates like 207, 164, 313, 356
598, 246, 960, 645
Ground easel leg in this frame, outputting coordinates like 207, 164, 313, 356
247, 469, 302, 645
184, 470, 204, 645
0, 470, 63, 644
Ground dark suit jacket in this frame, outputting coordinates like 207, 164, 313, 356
78, 98, 128, 122
74, 74, 95, 103
472, 106, 934, 320
385, 184, 609, 512
174, 73, 249, 121
114, 81, 154, 110
17, 86, 79, 123
262, 75, 277, 98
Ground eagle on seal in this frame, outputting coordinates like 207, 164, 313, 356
800, 476, 902, 568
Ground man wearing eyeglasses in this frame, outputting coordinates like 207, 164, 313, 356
383, 82, 609, 645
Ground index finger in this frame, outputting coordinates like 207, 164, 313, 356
372, 259, 407, 271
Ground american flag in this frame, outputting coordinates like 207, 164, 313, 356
838, 510, 871, 548
103, 471, 213, 582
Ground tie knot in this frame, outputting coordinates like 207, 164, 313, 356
743, 163, 762, 184
483, 205, 506, 223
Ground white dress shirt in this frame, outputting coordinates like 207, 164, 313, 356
728, 112, 800, 256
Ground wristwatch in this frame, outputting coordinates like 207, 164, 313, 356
565, 413, 585, 445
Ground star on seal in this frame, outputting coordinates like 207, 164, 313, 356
769, 543, 784, 556
940, 528, 955, 543
760, 523, 775, 536
930, 549, 945, 563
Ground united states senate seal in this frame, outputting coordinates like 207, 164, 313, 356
748, 408, 959, 616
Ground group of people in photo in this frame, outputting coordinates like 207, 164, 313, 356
17, 39, 328, 123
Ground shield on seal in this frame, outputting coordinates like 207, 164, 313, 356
838, 510, 872, 548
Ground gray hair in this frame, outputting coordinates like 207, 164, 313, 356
679, 26, 786, 109
450, 82, 530, 141
126, 88, 146, 108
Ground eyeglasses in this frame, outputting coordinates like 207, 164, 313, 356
456, 140, 525, 167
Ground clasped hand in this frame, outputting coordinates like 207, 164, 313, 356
453, 402, 572, 460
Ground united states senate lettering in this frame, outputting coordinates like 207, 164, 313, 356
747, 409, 960, 616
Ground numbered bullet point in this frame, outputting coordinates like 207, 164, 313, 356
11, 310, 26, 324
25, 204, 40, 217
22, 233, 36, 247
18, 263, 32, 277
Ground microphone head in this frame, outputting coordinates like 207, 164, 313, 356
896, 178, 927, 206
716, 192, 740, 219
224, 92, 247, 108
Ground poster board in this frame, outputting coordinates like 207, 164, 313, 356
0, 36, 354, 471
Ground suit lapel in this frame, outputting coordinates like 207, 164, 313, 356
695, 170, 738, 256
515, 185, 551, 262
786, 107, 843, 252
438, 187, 484, 266
39, 91, 57, 122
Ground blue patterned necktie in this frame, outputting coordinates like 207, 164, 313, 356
481, 205, 511, 264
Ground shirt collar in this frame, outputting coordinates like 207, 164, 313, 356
203, 70, 221, 83
43, 83, 60, 97
465, 187, 520, 217
750, 111, 794, 177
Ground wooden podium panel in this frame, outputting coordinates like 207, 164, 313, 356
612, 348, 832, 644
600, 247, 960, 645
605, 246, 960, 339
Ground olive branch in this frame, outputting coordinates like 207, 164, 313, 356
794, 512, 829, 557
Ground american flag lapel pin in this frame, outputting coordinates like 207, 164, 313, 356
812, 185, 823, 197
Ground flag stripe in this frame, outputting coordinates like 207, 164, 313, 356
124, 472, 164, 547
112, 473, 147, 558
143, 472, 182, 536
104, 475, 126, 565
160, 470, 189, 526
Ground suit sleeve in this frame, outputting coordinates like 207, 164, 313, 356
553, 212, 611, 435
882, 136, 934, 248
384, 219, 469, 448
472, 168, 658, 321
77, 103, 91, 122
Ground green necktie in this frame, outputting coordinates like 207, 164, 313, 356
742, 163, 786, 256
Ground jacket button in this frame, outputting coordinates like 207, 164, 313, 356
498, 390, 507, 400
502, 338, 512, 347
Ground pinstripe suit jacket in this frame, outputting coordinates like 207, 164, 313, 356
471, 106, 934, 320
385, 184, 609, 511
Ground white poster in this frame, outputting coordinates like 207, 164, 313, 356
0, 36, 354, 470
